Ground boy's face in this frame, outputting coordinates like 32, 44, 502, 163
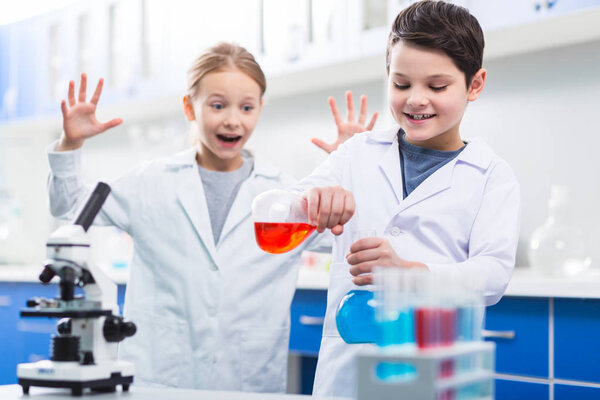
387, 41, 485, 150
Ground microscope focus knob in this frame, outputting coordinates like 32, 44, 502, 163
39, 267, 56, 284
26, 298, 40, 307
103, 316, 137, 342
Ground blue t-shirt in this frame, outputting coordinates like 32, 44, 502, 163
398, 130, 466, 198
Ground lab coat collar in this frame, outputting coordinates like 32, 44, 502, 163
166, 147, 281, 178
169, 146, 281, 257
372, 127, 495, 213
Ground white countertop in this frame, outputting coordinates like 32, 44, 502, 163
3, 264, 600, 299
0, 384, 343, 400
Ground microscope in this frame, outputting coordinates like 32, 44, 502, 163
17, 182, 137, 396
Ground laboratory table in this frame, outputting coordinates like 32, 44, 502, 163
0, 384, 345, 400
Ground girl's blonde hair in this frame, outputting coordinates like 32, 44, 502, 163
187, 42, 266, 98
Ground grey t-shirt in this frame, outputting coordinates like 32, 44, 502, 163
198, 155, 254, 244
398, 130, 466, 198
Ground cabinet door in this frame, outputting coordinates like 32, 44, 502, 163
554, 298, 600, 383
495, 379, 549, 400
289, 289, 327, 355
485, 297, 549, 377
555, 384, 600, 400
0, 283, 19, 384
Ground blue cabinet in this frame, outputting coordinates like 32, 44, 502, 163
484, 297, 549, 378
289, 289, 327, 355
554, 298, 600, 383
495, 379, 549, 400
555, 384, 600, 400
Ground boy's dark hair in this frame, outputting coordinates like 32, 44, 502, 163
386, 0, 484, 87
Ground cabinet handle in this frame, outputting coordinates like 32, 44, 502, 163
299, 315, 325, 326
481, 329, 515, 340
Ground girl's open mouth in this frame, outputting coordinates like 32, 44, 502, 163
217, 134, 242, 143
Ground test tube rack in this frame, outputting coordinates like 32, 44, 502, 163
356, 341, 495, 400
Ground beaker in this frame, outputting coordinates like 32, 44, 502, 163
252, 189, 316, 254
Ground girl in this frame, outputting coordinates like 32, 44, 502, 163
46, 42, 375, 392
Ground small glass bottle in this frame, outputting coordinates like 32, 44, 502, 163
528, 185, 592, 276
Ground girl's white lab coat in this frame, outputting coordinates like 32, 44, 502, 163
293, 127, 521, 398
47, 145, 326, 392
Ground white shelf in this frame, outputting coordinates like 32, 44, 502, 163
2, 7, 599, 132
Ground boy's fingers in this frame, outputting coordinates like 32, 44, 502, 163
352, 274, 373, 286
90, 78, 104, 105
358, 95, 367, 124
328, 189, 345, 228
60, 100, 68, 117
68, 81, 76, 107
305, 189, 320, 228
331, 224, 344, 235
328, 97, 343, 126
317, 190, 332, 232
345, 91, 355, 122
366, 112, 378, 131
349, 261, 374, 276
311, 138, 334, 154
100, 118, 123, 131
78, 73, 87, 103
340, 192, 355, 226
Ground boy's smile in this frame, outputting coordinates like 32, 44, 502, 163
387, 41, 485, 151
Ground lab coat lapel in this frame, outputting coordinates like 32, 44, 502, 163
176, 163, 218, 261
396, 160, 453, 214
377, 137, 404, 205
218, 178, 253, 245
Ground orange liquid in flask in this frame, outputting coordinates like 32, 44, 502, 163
254, 222, 316, 254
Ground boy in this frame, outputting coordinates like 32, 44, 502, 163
296, 1, 520, 397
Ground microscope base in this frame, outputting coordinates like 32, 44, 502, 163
17, 360, 134, 397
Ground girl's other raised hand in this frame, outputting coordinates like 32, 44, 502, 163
58, 73, 123, 151
311, 91, 378, 154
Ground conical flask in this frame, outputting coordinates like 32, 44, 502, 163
528, 185, 591, 276
252, 189, 316, 254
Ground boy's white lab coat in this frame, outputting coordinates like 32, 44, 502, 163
47, 145, 326, 392
293, 127, 520, 398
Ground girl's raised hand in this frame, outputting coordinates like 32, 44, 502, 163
346, 237, 426, 285
58, 74, 123, 151
311, 91, 378, 154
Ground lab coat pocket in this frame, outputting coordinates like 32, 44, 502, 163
240, 326, 289, 393
119, 309, 188, 387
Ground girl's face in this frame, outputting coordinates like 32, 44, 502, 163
387, 41, 485, 150
184, 67, 263, 171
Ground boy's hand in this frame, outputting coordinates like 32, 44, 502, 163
303, 186, 355, 235
58, 73, 123, 151
311, 91, 378, 154
346, 237, 426, 285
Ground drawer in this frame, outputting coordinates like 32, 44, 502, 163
495, 379, 549, 400
289, 289, 327, 355
554, 298, 600, 383
555, 383, 600, 400
484, 297, 549, 378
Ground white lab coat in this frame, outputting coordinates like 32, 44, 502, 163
292, 127, 521, 398
46, 144, 328, 392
